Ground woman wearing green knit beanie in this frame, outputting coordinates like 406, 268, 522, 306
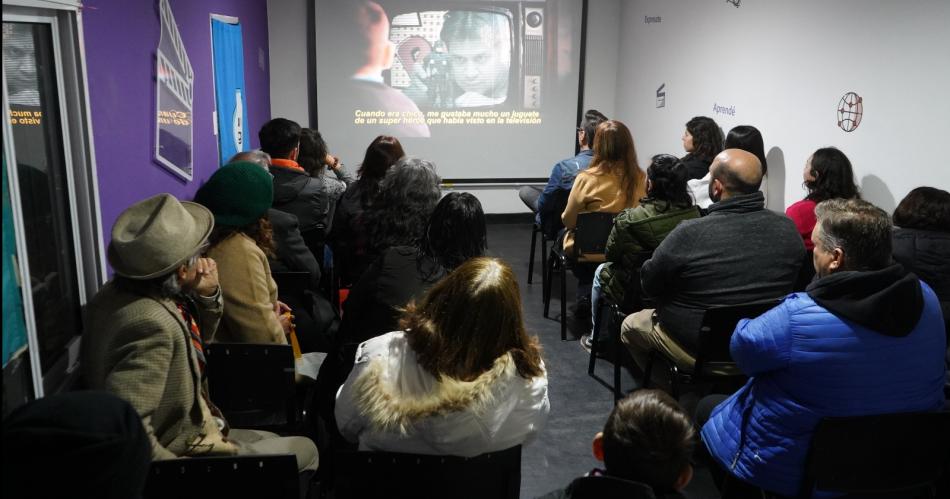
196, 161, 294, 345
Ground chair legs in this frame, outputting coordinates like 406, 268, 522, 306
540, 235, 548, 300
587, 300, 605, 375
560, 262, 568, 341
527, 224, 539, 284
613, 307, 624, 402
542, 250, 554, 318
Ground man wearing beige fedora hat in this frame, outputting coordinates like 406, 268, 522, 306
81, 193, 318, 474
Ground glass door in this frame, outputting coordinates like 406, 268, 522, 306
3, 4, 102, 402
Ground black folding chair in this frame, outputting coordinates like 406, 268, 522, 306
528, 189, 569, 291
144, 454, 299, 499
206, 343, 298, 431
643, 299, 780, 397
333, 445, 522, 499
797, 411, 950, 498
588, 251, 654, 401
543, 212, 616, 341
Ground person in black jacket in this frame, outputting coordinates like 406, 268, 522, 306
679, 116, 724, 180
892, 186, 950, 321
330, 135, 405, 285
535, 390, 694, 499
260, 118, 329, 259
228, 151, 321, 289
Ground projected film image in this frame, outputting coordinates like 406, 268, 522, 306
390, 10, 511, 109
316, 0, 581, 179
327, 1, 548, 137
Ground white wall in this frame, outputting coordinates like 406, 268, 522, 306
615, 0, 950, 213
582, 0, 620, 117
267, 0, 310, 127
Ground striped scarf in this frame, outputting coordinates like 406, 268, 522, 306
177, 303, 205, 374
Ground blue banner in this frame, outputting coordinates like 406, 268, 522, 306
212, 18, 248, 165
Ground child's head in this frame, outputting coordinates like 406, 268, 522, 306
593, 389, 696, 492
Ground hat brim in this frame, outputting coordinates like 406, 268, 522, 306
108, 202, 214, 280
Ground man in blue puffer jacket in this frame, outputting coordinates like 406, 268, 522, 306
701, 198, 947, 497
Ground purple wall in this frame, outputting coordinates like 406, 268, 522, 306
83, 0, 271, 255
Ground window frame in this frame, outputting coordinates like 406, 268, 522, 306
2, 0, 106, 398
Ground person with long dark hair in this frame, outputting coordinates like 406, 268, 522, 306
297, 128, 354, 234
331, 135, 406, 284
785, 147, 860, 250
335, 257, 549, 456
583, 155, 701, 351
892, 186, 950, 322
680, 116, 724, 180
688, 124, 765, 209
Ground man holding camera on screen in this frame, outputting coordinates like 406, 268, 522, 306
341, 1, 430, 138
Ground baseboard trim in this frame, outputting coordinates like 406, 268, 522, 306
486, 213, 535, 224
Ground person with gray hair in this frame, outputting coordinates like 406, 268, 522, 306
81, 194, 319, 473
699, 197, 946, 497
364, 156, 442, 254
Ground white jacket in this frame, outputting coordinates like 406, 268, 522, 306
335, 331, 550, 457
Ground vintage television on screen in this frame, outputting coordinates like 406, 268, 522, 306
382, 1, 549, 110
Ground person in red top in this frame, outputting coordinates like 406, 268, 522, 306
785, 147, 860, 250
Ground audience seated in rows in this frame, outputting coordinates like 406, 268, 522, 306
229, 150, 322, 290
331, 135, 405, 285
518, 109, 608, 222
536, 390, 694, 499
679, 116, 724, 181
689, 125, 767, 209
317, 191, 487, 415
196, 162, 292, 345
335, 257, 549, 456
337, 191, 486, 359
785, 146, 861, 250
2, 391, 152, 499
622, 149, 804, 379
298, 128, 354, 237
80, 194, 318, 471
700, 198, 947, 497
260, 118, 330, 251
585, 155, 700, 352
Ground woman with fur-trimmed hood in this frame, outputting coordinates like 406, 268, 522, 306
335, 257, 550, 457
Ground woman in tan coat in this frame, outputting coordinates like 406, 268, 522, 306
196, 162, 291, 345
561, 120, 647, 256
560, 120, 646, 321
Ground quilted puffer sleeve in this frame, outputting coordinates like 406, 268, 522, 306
730, 300, 793, 375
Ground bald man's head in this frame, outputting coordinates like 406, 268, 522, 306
708, 148, 763, 201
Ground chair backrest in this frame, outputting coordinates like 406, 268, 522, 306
619, 250, 655, 313
333, 445, 522, 499
799, 411, 950, 498
144, 454, 298, 499
538, 188, 570, 239
206, 343, 296, 427
694, 299, 781, 377
574, 212, 616, 257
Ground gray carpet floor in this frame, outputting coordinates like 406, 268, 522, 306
485, 222, 719, 499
